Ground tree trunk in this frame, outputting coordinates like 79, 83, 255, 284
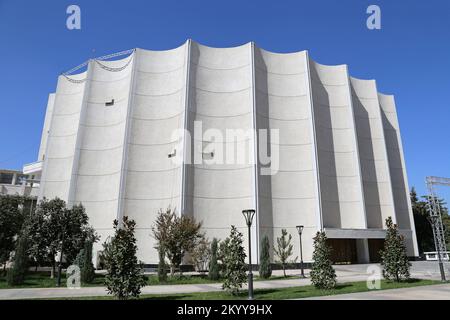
170, 265, 175, 277
51, 259, 55, 279
57, 240, 64, 287
282, 264, 286, 278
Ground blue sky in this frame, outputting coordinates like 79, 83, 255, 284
0, 0, 449, 200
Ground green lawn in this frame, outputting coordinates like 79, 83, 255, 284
0, 272, 296, 289
147, 274, 296, 285
0, 271, 106, 289
53, 279, 441, 300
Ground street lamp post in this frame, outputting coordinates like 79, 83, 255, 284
427, 215, 447, 282
242, 209, 255, 300
296, 225, 305, 278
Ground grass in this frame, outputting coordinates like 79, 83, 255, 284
0, 271, 106, 289
148, 274, 296, 285
0, 271, 296, 289
50, 278, 441, 300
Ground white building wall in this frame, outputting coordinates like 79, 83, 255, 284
72, 56, 135, 253
38, 42, 419, 263
254, 48, 319, 262
350, 78, 396, 228
309, 62, 366, 229
38, 94, 55, 162
379, 93, 419, 256
39, 71, 87, 202
124, 45, 187, 262
186, 42, 255, 262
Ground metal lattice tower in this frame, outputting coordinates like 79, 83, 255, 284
425, 176, 449, 259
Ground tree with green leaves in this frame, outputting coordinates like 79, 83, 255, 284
7, 230, 30, 285
152, 207, 203, 276
80, 240, 95, 284
310, 231, 336, 289
273, 229, 296, 277
103, 216, 146, 300
28, 198, 93, 281
380, 216, 411, 282
0, 195, 26, 274
259, 235, 272, 279
221, 226, 247, 295
411, 187, 434, 253
208, 238, 220, 281
26, 205, 50, 271
410, 187, 450, 252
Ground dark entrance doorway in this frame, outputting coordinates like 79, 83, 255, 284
368, 239, 385, 262
326, 239, 357, 264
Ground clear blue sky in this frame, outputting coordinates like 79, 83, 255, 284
0, 0, 449, 200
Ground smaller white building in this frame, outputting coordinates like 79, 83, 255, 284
0, 168, 40, 198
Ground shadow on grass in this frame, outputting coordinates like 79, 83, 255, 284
141, 294, 193, 301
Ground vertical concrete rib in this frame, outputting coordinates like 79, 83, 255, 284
250, 42, 260, 264
117, 50, 138, 223
379, 94, 419, 256
181, 39, 192, 217
344, 66, 368, 229
38, 94, 56, 200
373, 80, 398, 225
67, 61, 93, 207
305, 52, 323, 231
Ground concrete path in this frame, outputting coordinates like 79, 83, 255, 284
0, 261, 448, 300
303, 283, 450, 300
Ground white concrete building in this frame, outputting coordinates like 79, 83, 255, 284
35, 40, 419, 265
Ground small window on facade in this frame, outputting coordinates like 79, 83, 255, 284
202, 151, 214, 159
168, 149, 176, 158
105, 99, 115, 106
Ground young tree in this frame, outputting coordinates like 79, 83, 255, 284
273, 229, 296, 277
103, 216, 146, 300
380, 216, 411, 282
191, 236, 211, 273
7, 230, 30, 285
157, 247, 167, 283
221, 226, 247, 296
74, 227, 98, 283
80, 240, 95, 284
259, 235, 272, 279
310, 231, 336, 289
0, 195, 26, 274
208, 238, 220, 281
152, 207, 203, 276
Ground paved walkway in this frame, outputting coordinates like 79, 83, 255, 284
303, 283, 450, 300
0, 261, 448, 300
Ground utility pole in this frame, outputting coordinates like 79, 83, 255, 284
426, 176, 449, 282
